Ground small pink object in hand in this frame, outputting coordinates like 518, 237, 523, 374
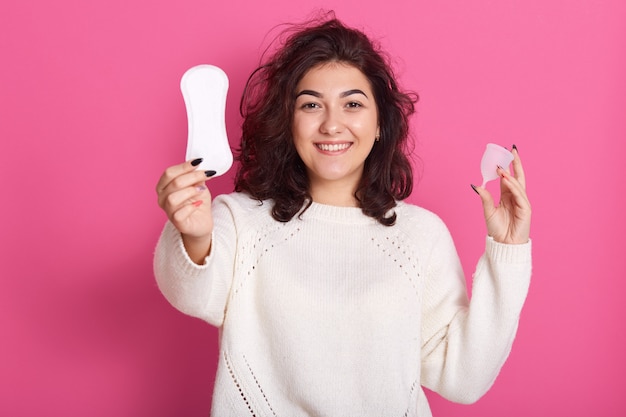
480, 143, 514, 187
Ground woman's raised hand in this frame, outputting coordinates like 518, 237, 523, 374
472, 146, 531, 245
156, 158, 215, 263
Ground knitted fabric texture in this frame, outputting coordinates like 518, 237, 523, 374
154, 192, 532, 416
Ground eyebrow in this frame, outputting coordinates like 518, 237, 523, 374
295, 89, 369, 99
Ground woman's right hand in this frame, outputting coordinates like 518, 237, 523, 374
156, 158, 215, 263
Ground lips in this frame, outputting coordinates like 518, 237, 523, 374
316, 142, 352, 152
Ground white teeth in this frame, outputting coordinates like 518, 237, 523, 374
317, 143, 350, 152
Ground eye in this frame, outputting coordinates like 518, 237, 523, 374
345, 101, 362, 109
300, 102, 320, 110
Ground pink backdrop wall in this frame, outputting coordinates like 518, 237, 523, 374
2, 0, 625, 415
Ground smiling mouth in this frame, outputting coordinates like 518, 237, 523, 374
316, 143, 352, 152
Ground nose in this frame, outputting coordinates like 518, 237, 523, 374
319, 106, 344, 136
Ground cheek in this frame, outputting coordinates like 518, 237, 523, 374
291, 113, 305, 136
292, 115, 318, 141
354, 118, 379, 139
291, 122, 308, 158
353, 108, 378, 131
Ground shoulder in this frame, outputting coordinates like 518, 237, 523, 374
213, 192, 269, 214
392, 201, 461, 267
393, 200, 449, 235
391, 201, 457, 252
212, 191, 278, 229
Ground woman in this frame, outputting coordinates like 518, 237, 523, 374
154, 15, 532, 417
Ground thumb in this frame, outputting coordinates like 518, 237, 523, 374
471, 184, 495, 218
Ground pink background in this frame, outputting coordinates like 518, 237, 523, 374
2, 0, 625, 415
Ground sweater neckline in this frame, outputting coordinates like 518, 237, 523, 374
302, 201, 383, 225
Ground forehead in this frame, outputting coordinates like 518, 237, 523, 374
297, 62, 372, 91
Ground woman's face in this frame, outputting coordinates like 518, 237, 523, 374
292, 62, 379, 201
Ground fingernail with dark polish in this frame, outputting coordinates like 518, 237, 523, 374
205, 170, 217, 177
470, 184, 479, 195
191, 158, 203, 167
512, 144, 518, 153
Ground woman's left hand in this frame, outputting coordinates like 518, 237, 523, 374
473, 145, 531, 244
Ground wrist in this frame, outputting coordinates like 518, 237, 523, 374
182, 233, 213, 265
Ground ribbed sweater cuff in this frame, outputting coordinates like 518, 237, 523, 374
485, 236, 532, 264
163, 221, 213, 273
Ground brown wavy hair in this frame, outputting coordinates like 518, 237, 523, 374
234, 13, 418, 226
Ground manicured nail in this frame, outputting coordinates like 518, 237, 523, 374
192, 200, 203, 207
204, 170, 216, 177
512, 144, 518, 153
470, 184, 479, 195
191, 158, 203, 167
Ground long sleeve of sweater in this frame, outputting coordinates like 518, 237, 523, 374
153, 199, 238, 326
419, 229, 532, 403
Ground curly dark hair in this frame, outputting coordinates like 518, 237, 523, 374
234, 13, 418, 226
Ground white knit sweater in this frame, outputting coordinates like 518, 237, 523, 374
154, 192, 532, 417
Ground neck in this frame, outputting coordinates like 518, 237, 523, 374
309, 180, 360, 207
